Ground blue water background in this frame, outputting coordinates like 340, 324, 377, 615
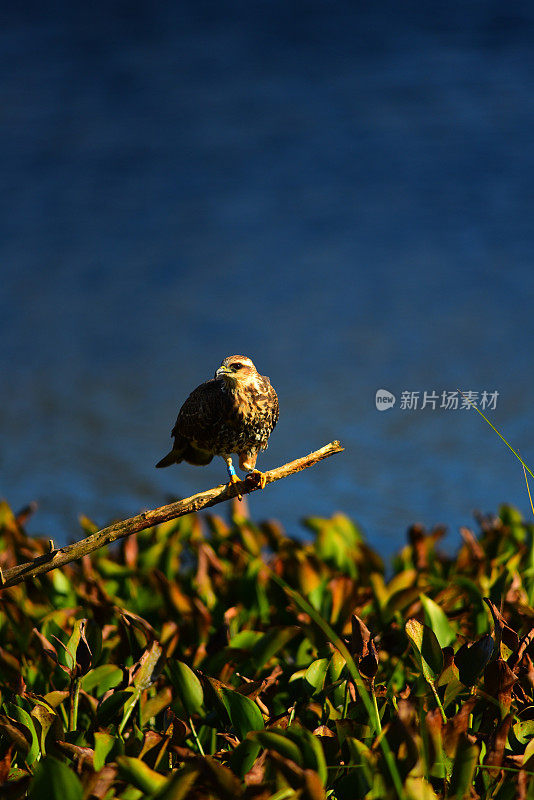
2, 1, 534, 555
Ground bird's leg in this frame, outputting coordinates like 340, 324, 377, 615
240, 453, 267, 490
224, 456, 242, 500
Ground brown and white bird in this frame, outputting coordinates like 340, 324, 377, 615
156, 355, 279, 491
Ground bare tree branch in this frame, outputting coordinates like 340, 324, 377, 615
0, 440, 344, 589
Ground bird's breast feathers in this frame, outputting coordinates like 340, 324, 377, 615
172, 372, 278, 457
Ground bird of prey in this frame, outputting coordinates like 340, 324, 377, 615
156, 355, 279, 492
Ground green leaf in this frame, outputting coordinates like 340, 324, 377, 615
513, 719, 534, 745
6, 702, 40, 765
254, 729, 304, 765
134, 640, 163, 690
420, 595, 456, 647
140, 687, 172, 727
250, 626, 298, 670
405, 619, 443, 682
81, 664, 123, 695
221, 687, 264, 739
29, 757, 83, 800
282, 726, 327, 786
446, 735, 479, 799
31, 704, 62, 756
455, 635, 495, 686
304, 658, 330, 695
227, 738, 262, 779
93, 732, 116, 771
168, 661, 205, 717
227, 630, 263, 650
152, 765, 200, 800
65, 619, 90, 674
96, 688, 137, 726
116, 756, 167, 793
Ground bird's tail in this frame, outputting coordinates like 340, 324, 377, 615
155, 450, 180, 468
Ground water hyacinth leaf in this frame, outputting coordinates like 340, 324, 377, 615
228, 630, 263, 650
0, 715, 33, 760
93, 732, 116, 771
405, 619, 443, 681
43, 691, 70, 708
446, 735, 479, 799
31, 704, 62, 756
134, 640, 164, 690
168, 661, 205, 716
342, 737, 377, 798
250, 626, 298, 671
282, 726, 327, 786
523, 738, 534, 766
253, 729, 304, 766
228, 737, 263, 778
96, 688, 137, 725
6, 703, 39, 765
153, 764, 200, 800
221, 687, 264, 739
455, 635, 495, 686
201, 756, 243, 796
140, 686, 173, 726
304, 658, 330, 695
116, 756, 167, 793
295, 637, 317, 666
29, 757, 83, 800
81, 664, 123, 695
513, 719, 534, 745
420, 595, 456, 648
65, 619, 91, 675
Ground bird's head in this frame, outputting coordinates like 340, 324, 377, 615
215, 355, 259, 386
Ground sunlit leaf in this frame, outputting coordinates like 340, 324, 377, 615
405, 619, 443, 681
5, 703, 39, 765
81, 664, 123, 695
420, 595, 456, 648
304, 658, 329, 695
116, 756, 167, 793
168, 661, 204, 717
93, 732, 116, 771
221, 686, 264, 739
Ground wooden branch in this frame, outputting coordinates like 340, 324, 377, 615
0, 441, 344, 589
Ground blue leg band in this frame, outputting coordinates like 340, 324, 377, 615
227, 463, 236, 477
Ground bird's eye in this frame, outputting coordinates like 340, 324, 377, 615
232, 363, 243, 371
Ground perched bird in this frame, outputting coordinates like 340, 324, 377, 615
156, 355, 279, 492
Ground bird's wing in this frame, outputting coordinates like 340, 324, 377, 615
258, 376, 279, 431
172, 380, 228, 447
269, 386, 279, 430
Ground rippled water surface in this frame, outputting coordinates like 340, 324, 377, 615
2, 2, 534, 554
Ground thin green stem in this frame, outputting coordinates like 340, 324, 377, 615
429, 681, 447, 724
370, 682, 382, 736
458, 390, 534, 480
69, 677, 81, 732
188, 716, 205, 756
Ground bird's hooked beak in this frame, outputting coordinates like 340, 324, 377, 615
215, 365, 231, 380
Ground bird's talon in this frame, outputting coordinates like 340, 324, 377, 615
227, 473, 243, 500
246, 470, 267, 490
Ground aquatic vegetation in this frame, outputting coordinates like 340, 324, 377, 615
0, 499, 533, 799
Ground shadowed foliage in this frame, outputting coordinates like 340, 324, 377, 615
1, 499, 534, 799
